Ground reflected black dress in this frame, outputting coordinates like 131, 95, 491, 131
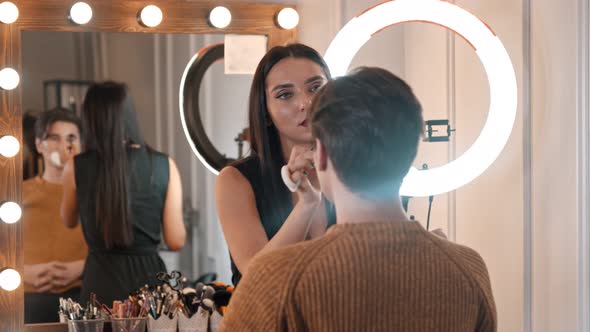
230, 155, 336, 286
75, 147, 169, 305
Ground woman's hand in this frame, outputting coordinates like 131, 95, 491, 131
286, 145, 321, 206
24, 263, 55, 292
51, 260, 85, 290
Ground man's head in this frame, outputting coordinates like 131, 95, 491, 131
34, 108, 82, 170
311, 67, 424, 201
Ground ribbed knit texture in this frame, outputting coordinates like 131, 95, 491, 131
219, 221, 496, 332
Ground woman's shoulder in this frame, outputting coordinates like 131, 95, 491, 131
216, 163, 255, 201
229, 154, 262, 178
219, 155, 263, 189
230, 154, 259, 169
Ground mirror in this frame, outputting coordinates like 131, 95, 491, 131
183, 43, 253, 174
0, 1, 294, 330
20, 30, 253, 324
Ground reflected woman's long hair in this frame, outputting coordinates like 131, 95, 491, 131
82, 81, 144, 249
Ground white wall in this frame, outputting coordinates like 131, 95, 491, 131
531, 0, 580, 330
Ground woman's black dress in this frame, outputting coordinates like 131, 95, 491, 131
75, 147, 169, 304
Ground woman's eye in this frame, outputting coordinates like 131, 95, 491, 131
276, 92, 293, 100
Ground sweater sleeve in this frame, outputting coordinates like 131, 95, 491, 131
218, 249, 294, 332
476, 296, 497, 332
457, 246, 497, 332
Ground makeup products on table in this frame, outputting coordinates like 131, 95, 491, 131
59, 295, 105, 332
59, 296, 101, 321
58, 271, 234, 332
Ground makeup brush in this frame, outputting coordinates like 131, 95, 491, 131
202, 285, 215, 300
201, 298, 215, 313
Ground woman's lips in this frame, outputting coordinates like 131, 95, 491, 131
299, 119, 309, 127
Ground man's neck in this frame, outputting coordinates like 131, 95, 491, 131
333, 188, 410, 225
42, 165, 63, 184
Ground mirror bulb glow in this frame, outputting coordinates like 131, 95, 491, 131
0, 2, 18, 24
277, 8, 299, 29
0, 201, 21, 224
140, 5, 163, 27
69, 2, 92, 25
0, 67, 19, 90
209, 6, 231, 29
0, 135, 19, 157
0, 269, 21, 291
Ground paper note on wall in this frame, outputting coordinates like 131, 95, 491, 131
224, 34, 268, 75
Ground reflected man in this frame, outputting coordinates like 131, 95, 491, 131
23, 108, 87, 323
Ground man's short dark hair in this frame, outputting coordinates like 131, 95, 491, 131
311, 67, 424, 199
34, 108, 82, 140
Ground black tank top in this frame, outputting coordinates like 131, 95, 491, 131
230, 155, 336, 285
74, 146, 170, 304
74, 146, 169, 252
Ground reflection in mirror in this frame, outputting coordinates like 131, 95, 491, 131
181, 43, 252, 174
197, 47, 253, 162
20, 31, 250, 323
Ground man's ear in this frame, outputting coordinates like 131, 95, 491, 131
34, 138, 43, 154
315, 138, 328, 171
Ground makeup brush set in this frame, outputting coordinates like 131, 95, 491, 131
58, 295, 106, 332
130, 270, 234, 332
58, 296, 101, 321
57, 271, 234, 332
159, 271, 234, 332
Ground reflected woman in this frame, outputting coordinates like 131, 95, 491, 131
215, 44, 336, 286
61, 82, 186, 304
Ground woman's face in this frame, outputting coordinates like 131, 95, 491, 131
265, 57, 327, 145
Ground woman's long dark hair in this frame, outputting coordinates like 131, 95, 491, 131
82, 81, 144, 249
248, 44, 331, 197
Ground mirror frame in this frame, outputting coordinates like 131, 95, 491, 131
0, 1, 296, 330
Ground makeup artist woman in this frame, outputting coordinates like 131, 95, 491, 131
60, 82, 186, 304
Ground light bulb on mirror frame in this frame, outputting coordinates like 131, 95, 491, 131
0, 269, 21, 291
139, 5, 163, 28
0, 135, 19, 157
69, 2, 93, 25
209, 6, 231, 29
0, 2, 19, 24
0, 201, 22, 224
276, 8, 299, 30
0, 67, 19, 90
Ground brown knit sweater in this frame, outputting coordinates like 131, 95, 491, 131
219, 221, 496, 332
23, 176, 87, 293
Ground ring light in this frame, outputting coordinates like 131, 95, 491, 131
324, 0, 517, 197
179, 43, 233, 176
